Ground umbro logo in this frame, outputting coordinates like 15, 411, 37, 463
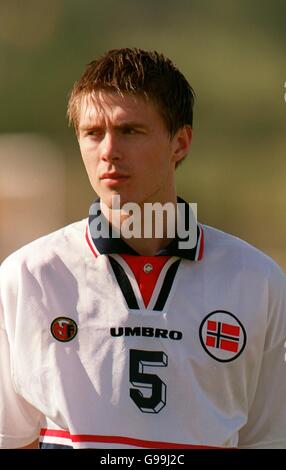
110, 326, 183, 340
199, 311, 246, 362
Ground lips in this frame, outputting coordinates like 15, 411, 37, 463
100, 172, 130, 187
100, 172, 129, 180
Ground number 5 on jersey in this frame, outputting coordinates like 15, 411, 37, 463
129, 349, 168, 413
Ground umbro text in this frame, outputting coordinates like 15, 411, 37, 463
110, 326, 183, 340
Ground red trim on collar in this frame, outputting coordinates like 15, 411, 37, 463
85, 225, 98, 258
198, 226, 204, 261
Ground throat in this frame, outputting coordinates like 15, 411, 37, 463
122, 236, 174, 256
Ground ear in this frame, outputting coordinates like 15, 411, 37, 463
171, 125, 193, 165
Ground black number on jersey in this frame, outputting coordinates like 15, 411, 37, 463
129, 349, 168, 413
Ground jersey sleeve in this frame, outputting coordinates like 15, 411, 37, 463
238, 262, 286, 448
0, 262, 41, 449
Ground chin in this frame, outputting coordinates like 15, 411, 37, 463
94, 185, 141, 209
97, 193, 125, 210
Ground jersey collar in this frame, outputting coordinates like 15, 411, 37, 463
86, 197, 204, 261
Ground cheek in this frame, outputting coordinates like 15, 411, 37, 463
80, 144, 98, 168
79, 141, 92, 159
146, 145, 173, 173
81, 156, 100, 188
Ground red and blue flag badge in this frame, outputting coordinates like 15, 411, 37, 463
199, 310, 246, 362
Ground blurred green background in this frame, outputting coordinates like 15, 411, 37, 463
0, 0, 285, 270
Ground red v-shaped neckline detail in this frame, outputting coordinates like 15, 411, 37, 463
121, 254, 170, 307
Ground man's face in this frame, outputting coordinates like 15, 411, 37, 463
77, 91, 191, 208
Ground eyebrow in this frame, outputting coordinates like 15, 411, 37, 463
79, 121, 148, 132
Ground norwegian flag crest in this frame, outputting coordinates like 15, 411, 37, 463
199, 310, 246, 362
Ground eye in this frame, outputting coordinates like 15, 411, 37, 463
122, 127, 137, 135
86, 129, 103, 139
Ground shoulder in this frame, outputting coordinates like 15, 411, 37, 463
0, 219, 87, 280
201, 224, 285, 282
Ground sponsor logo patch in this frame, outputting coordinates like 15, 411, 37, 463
51, 317, 78, 342
199, 310, 246, 362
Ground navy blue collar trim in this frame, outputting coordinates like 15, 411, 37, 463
88, 197, 202, 261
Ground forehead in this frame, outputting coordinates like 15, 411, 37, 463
78, 91, 162, 127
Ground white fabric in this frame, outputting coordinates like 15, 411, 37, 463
0, 220, 285, 448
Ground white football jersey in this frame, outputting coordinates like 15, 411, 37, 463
0, 201, 286, 449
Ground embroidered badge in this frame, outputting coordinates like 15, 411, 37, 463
199, 310, 246, 362
51, 317, 78, 342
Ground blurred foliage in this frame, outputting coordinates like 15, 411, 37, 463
0, 0, 285, 268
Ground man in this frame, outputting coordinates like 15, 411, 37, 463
0, 48, 285, 449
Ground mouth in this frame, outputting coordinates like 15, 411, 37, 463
100, 172, 130, 186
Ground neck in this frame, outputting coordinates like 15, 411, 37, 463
101, 195, 178, 256
121, 235, 173, 257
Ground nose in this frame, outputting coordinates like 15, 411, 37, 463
100, 131, 121, 162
